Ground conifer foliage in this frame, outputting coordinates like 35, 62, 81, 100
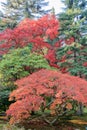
1, 0, 50, 28
57, 0, 87, 78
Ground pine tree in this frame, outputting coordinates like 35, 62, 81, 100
1, 0, 50, 28
0, 18, 7, 31
0, 9, 9, 31
57, 0, 87, 116
57, 0, 87, 79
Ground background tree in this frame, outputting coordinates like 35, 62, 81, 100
0, 88, 13, 112
56, 0, 87, 78
0, 18, 8, 31
56, 0, 87, 115
0, 10, 11, 31
1, 0, 50, 28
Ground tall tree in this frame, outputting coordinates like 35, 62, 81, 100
0, 18, 7, 31
57, 0, 87, 115
57, 0, 87, 79
60, 0, 87, 33
0, 10, 9, 31
1, 0, 50, 28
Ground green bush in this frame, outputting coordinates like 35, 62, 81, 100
0, 46, 50, 87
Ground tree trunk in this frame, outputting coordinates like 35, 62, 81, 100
76, 102, 83, 115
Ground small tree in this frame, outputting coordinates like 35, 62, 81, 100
0, 46, 50, 87
6, 69, 87, 125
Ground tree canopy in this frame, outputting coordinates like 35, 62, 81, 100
6, 69, 87, 124
0, 0, 50, 28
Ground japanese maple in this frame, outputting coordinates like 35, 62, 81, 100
0, 15, 59, 53
0, 15, 59, 68
6, 69, 87, 124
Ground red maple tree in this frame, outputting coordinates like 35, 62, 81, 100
0, 15, 60, 68
6, 69, 87, 124
0, 15, 59, 53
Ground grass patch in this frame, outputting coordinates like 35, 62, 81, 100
0, 123, 25, 130
0, 121, 6, 130
66, 108, 87, 130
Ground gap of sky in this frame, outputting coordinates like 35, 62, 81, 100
45, 0, 64, 14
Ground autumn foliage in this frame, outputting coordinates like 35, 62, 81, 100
0, 14, 87, 126
6, 69, 87, 124
0, 15, 59, 53
0, 15, 60, 68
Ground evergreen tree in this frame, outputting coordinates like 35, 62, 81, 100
57, 0, 87, 115
1, 0, 50, 28
57, 0, 87, 79
0, 18, 7, 31
0, 9, 8, 31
